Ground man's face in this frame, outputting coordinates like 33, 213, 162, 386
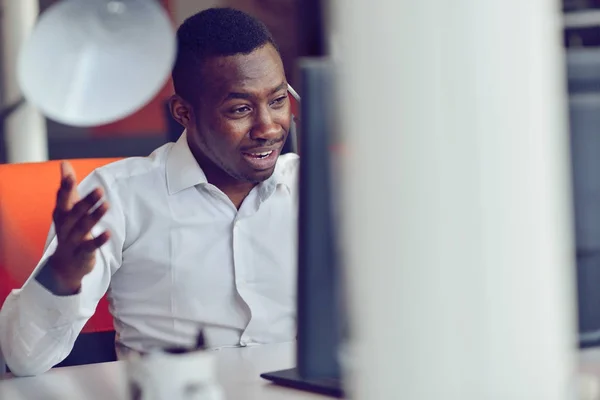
174, 43, 291, 184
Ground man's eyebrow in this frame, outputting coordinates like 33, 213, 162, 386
223, 82, 288, 101
270, 82, 287, 94
224, 92, 252, 101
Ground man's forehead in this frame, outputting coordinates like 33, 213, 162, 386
201, 44, 285, 95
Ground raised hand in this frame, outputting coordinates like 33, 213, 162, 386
46, 161, 110, 294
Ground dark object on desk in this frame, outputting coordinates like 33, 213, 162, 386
196, 330, 206, 350
261, 59, 345, 398
261, 368, 343, 398
160, 329, 206, 354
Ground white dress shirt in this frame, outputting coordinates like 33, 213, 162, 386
0, 132, 299, 376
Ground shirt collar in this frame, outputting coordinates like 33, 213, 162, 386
257, 159, 291, 201
166, 131, 208, 195
166, 130, 292, 196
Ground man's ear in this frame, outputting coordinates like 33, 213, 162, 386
169, 95, 194, 128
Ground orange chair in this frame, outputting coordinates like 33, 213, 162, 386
0, 158, 121, 367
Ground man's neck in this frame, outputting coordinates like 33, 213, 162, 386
207, 172, 256, 209
194, 155, 256, 209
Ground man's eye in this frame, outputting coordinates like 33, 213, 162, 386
232, 106, 251, 114
271, 96, 287, 106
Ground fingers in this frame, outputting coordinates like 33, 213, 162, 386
53, 161, 111, 260
66, 201, 110, 245
56, 174, 75, 213
55, 187, 106, 237
60, 188, 105, 233
76, 231, 111, 255
60, 160, 76, 181
56, 161, 79, 212
71, 188, 104, 220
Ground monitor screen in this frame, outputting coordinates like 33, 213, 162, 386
296, 58, 347, 380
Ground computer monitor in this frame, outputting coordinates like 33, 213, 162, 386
261, 58, 346, 398
296, 58, 344, 380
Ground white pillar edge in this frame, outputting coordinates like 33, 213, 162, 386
1, 0, 48, 164
335, 1, 578, 399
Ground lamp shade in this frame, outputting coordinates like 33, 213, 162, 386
17, 0, 176, 127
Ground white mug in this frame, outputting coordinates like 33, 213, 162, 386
126, 349, 224, 400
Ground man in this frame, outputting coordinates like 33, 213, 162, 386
0, 7, 298, 376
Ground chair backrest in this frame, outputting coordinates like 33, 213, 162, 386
0, 158, 121, 333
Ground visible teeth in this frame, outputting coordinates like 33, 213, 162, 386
249, 151, 272, 157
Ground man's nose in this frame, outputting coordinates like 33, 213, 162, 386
250, 107, 280, 141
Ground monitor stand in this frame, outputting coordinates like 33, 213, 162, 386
261, 368, 344, 398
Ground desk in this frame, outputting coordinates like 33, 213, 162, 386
0, 342, 327, 400
8, 345, 600, 400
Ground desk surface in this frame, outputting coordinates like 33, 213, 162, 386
0, 342, 327, 400
8, 344, 600, 400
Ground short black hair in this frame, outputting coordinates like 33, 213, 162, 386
172, 7, 279, 103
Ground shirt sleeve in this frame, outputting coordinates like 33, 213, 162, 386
0, 170, 126, 376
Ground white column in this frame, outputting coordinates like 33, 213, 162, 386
1, 0, 48, 163
336, 1, 577, 400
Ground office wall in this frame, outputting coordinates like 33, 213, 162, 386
173, 0, 222, 24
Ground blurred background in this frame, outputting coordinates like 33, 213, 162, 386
0, 0, 300, 163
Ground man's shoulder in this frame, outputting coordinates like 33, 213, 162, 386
91, 142, 175, 187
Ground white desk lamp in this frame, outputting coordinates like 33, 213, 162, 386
17, 0, 175, 127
